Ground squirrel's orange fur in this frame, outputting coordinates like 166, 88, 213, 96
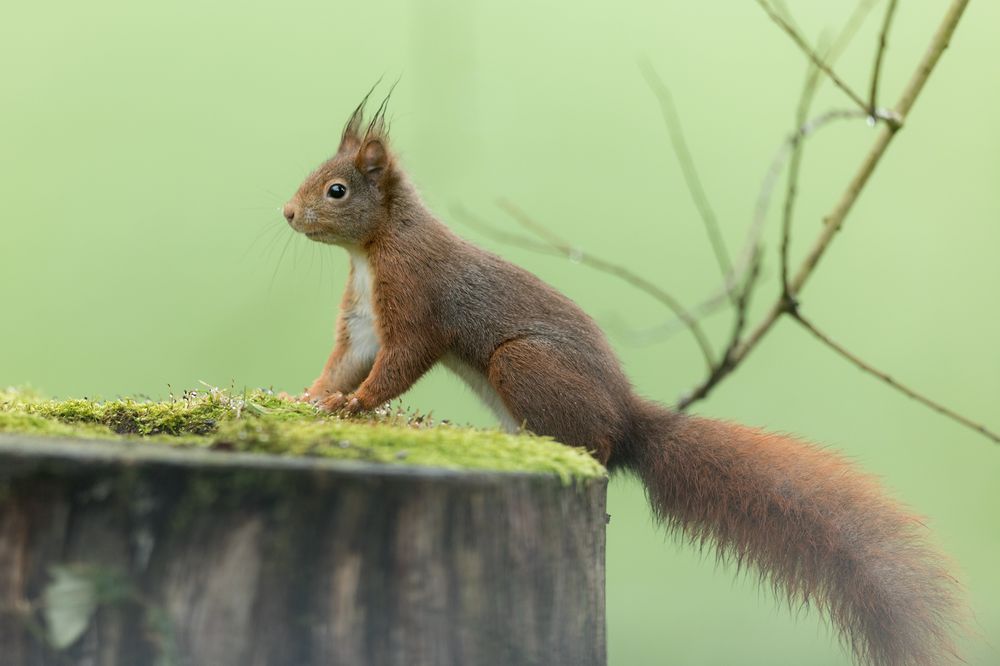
281, 96, 963, 665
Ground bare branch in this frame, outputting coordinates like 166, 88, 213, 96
678, 249, 763, 409
680, 0, 972, 409
788, 0, 967, 295
619, 108, 864, 349
453, 203, 718, 371
628, 101, 884, 350
781, 58, 825, 298
729, 249, 763, 357
792, 311, 1000, 445
755, 0, 869, 111
869, 0, 900, 116
677, 0, 881, 336
612, 286, 732, 347
497, 199, 717, 369
638, 59, 734, 299
777, 16, 862, 299
618, 0, 881, 352
451, 205, 559, 256
833, 0, 884, 57
495, 200, 574, 251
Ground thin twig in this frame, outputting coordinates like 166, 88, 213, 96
638, 58, 734, 299
612, 285, 733, 347
656, 0, 881, 341
869, 0, 900, 117
781, 25, 845, 296
451, 205, 559, 256
678, 249, 763, 409
626, 108, 863, 347
755, 0, 869, 111
792, 311, 1000, 444
781, 55, 826, 298
454, 203, 718, 371
680, 0, 971, 409
736, 0, 881, 292
495, 200, 574, 250
624, 101, 891, 349
498, 199, 717, 369
833, 0, 885, 59
729, 249, 763, 356
790, 0, 966, 293
618, 108, 868, 348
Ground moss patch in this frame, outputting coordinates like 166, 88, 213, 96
0, 387, 606, 481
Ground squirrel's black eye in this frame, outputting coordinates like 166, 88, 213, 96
327, 183, 347, 199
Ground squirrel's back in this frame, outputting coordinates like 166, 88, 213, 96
390, 216, 630, 384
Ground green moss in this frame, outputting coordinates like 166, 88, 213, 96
0, 387, 606, 481
0, 411, 116, 439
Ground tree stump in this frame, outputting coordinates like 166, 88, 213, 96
0, 434, 607, 666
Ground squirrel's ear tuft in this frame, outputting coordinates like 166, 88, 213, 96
339, 119, 362, 155
338, 106, 366, 154
356, 138, 390, 182
338, 80, 381, 154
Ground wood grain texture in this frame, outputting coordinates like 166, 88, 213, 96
0, 435, 607, 666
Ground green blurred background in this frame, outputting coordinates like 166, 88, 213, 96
1, 0, 997, 663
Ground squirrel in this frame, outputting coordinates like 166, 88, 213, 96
280, 93, 962, 666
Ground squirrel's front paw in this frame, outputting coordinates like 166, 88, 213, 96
317, 391, 348, 412
316, 392, 370, 416
340, 395, 365, 415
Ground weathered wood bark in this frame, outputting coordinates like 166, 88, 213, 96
0, 435, 607, 666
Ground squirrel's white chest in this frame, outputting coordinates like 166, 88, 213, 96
346, 251, 380, 363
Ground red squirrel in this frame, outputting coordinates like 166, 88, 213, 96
280, 95, 962, 666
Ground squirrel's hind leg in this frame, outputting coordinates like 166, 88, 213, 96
486, 337, 626, 465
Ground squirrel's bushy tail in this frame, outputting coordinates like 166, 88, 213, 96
617, 403, 962, 666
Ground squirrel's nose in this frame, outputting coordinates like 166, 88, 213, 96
283, 203, 296, 223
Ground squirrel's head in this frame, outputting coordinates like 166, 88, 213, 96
283, 92, 401, 247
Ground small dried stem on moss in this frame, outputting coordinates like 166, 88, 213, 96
791, 311, 1000, 445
